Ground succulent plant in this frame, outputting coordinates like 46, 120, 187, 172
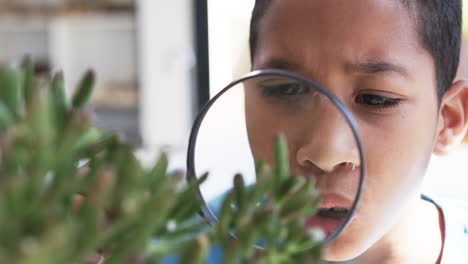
0, 58, 323, 264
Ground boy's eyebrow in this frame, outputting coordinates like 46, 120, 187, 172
347, 60, 409, 78
258, 58, 409, 78
257, 58, 301, 71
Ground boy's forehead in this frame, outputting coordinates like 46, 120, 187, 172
263, 0, 411, 30
254, 0, 427, 76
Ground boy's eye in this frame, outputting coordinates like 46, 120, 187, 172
355, 94, 402, 109
260, 82, 309, 97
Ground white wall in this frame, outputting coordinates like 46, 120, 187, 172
0, 16, 48, 63
49, 14, 137, 98
424, 146, 468, 200
207, 0, 253, 95
136, 0, 195, 166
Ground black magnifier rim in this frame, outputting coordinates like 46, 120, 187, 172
187, 69, 366, 245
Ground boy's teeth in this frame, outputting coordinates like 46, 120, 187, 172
317, 207, 349, 219
330, 207, 348, 212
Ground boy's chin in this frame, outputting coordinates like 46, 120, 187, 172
322, 243, 359, 262
323, 244, 362, 262
321, 232, 370, 262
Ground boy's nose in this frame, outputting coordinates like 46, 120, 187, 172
295, 103, 360, 174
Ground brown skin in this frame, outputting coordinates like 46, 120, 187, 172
245, 0, 468, 263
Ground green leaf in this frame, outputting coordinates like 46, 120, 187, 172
148, 153, 169, 192
21, 56, 34, 107
274, 134, 289, 181
180, 234, 210, 264
71, 70, 95, 108
50, 72, 68, 129
233, 174, 246, 211
0, 103, 15, 128
0, 66, 20, 117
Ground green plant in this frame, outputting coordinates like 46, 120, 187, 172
0, 58, 323, 264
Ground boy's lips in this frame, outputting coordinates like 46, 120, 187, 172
318, 193, 353, 209
306, 193, 354, 237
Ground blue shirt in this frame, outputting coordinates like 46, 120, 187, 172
161, 194, 468, 263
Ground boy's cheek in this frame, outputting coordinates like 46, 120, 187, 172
354, 111, 435, 222
361, 113, 434, 191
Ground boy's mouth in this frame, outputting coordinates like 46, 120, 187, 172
306, 207, 350, 237
306, 193, 353, 236
317, 207, 349, 219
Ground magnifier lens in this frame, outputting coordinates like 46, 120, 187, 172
190, 72, 363, 244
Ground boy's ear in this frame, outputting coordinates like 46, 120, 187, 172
433, 79, 468, 155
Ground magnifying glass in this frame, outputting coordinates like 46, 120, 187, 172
187, 69, 365, 245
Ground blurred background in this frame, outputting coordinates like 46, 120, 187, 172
0, 0, 466, 200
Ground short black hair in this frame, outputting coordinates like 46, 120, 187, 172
249, 0, 463, 100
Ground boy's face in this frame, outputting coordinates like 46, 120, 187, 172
247, 0, 440, 260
